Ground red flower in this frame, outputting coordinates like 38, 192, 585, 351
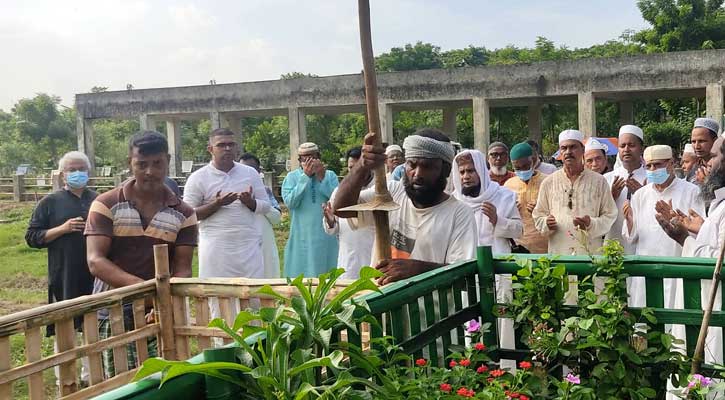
460, 358, 471, 367
476, 365, 489, 374
440, 383, 452, 393
456, 387, 475, 397
519, 396, 530, 400
490, 369, 505, 377
415, 358, 427, 367
487, 377, 494, 383
475, 342, 486, 351
449, 360, 458, 368
505, 392, 520, 398
519, 361, 532, 369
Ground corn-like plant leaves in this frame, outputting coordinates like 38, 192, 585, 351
254, 284, 288, 303
232, 310, 261, 331
288, 350, 344, 377
132, 357, 190, 381
159, 361, 252, 386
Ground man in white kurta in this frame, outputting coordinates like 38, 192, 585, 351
323, 147, 375, 280
183, 130, 271, 279
533, 130, 618, 256
604, 125, 648, 254
658, 136, 725, 365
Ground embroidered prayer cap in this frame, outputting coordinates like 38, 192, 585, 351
487, 141, 509, 153
298, 142, 319, 156
402, 135, 455, 164
683, 143, 695, 155
585, 138, 609, 153
618, 125, 644, 141
509, 142, 533, 161
558, 129, 585, 145
694, 117, 720, 136
643, 145, 673, 163
385, 144, 403, 156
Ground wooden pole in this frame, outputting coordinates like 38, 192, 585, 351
691, 237, 725, 373
358, 0, 393, 263
154, 244, 177, 361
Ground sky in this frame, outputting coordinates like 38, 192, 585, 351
0, 0, 649, 112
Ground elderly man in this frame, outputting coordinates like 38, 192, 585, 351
689, 117, 720, 184
333, 128, 477, 285
604, 125, 648, 254
533, 129, 617, 255
527, 139, 558, 175
584, 138, 610, 175
86, 131, 197, 378
623, 145, 705, 307
385, 145, 404, 180
184, 129, 271, 280
26, 151, 97, 388
504, 142, 549, 254
282, 142, 339, 277
488, 142, 516, 186
658, 135, 725, 365
680, 143, 698, 179
323, 147, 375, 279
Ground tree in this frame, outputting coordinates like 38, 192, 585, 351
636, 0, 725, 51
375, 42, 443, 71
12, 94, 75, 166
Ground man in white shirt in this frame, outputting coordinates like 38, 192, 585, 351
658, 136, 725, 365
527, 139, 558, 175
584, 138, 610, 175
385, 145, 404, 180
604, 125, 648, 254
333, 128, 477, 285
323, 147, 375, 279
183, 128, 271, 279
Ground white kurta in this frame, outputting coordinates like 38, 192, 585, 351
604, 166, 647, 254
682, 187, 725, 365
537, 161, 558, 175
323, 185, 375, 280
183, 162, 271, 278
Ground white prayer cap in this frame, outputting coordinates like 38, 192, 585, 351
385, 144, 403, 156
585, 138, 609, 153
298, 142, 319, 155
558, 129, 585, 145
643, 145, 673, 163
683, 143, 695, 155
694, 117, 720, 135
618, 125, 644, 141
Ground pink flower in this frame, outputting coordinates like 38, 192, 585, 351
688, 374, 713, 388
565, 373, 580, 385
466, 319, 481, 333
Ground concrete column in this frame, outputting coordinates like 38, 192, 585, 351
706, 83, 724, 128
210, 111, 222, 130
76, 115, 95, 171
139, 114, 156, 131
165, 120, 182, 177
618, 100, 634, 126
378, 102, 394, 145
527, 104, 543, 144
224, 116, 244, 152
472, 97, 490, 151
442, 107, 457, 140
577, 91, 596, 137
288, 107, 307, 170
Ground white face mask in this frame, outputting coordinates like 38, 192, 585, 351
490, 166, 508, 175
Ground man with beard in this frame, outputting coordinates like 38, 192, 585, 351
527, 139, 558, 175
533, 129, 617, 255
688, 118, 720, 184
384, 145, 404, 180
584, 138, 610, 175
681, 143, 698, 179
333, 128, 477, 285
657, 135, 725, 365
604, 125, 648, 254
488, 142, 516, 186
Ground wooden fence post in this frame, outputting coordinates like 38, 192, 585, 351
154, 244, 177, 360
13, 175, 24, 202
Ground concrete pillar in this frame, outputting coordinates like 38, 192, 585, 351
76, 115, 95, 171
288, 107, 307, 170
527, 104, 543, 144
706, 83, 724, 128
618, 100, 634, 126
577, 91, 596, 137
472, 97, 490, 151
378, 102, 394, 145
442, 107, 457, 140
165, 119, 182, 177
224, 116, 244, 152
139, 114, 156, 131
210, 111, 222, 130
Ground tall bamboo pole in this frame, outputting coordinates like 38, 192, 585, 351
691, 238, 725, 373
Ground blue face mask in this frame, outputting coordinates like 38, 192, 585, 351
515, 169, 534, 181
66, 171, 89, 189
646, 168, 670, 185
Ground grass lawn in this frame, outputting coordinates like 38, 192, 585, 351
0, 200, 291, 399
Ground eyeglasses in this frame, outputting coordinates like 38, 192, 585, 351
488, 152, 507, 159
568, 188, 574, 210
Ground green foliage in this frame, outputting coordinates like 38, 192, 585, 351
376, 42, 444, 72
636, 0, 725, 52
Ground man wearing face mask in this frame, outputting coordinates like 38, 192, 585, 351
505, 142, 550, 254
25, 151, 98, 387
487, 142, 515, 186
